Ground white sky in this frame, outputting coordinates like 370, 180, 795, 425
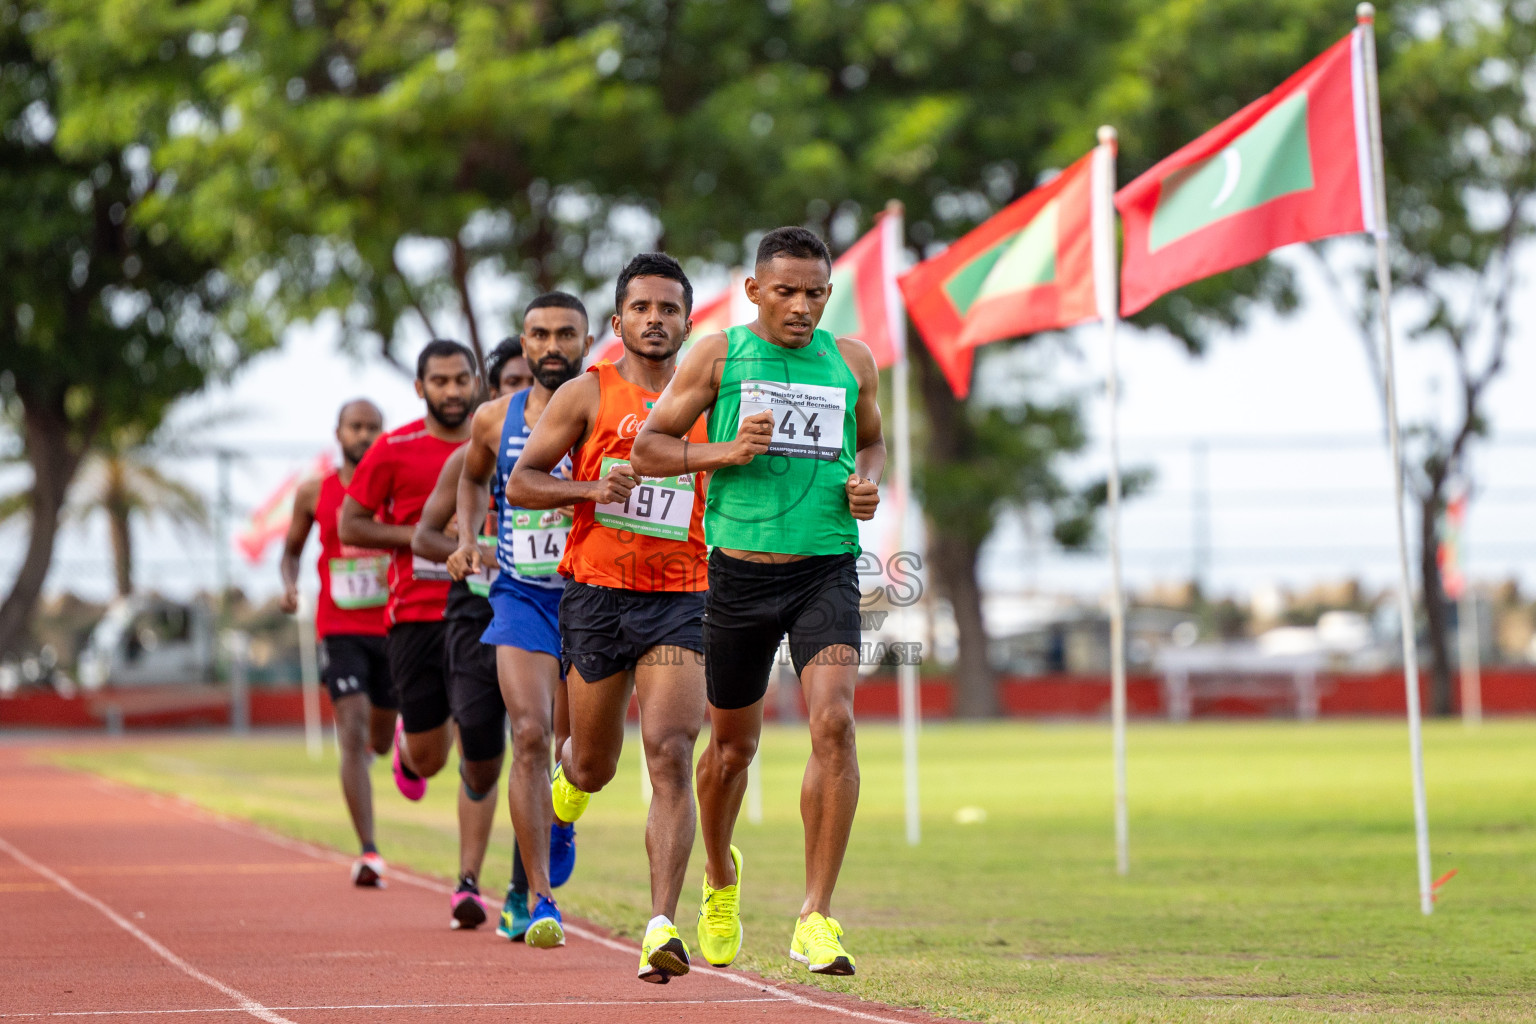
6, 241, 1534, 609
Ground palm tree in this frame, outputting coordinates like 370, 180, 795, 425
1, 418, 212, 598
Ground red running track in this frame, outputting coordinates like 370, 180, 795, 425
0, 744, 956, 1024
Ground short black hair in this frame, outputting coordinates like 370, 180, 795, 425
416, 338, 475, 381
615, 252, 693, 315
524, 291, 589, 327
485, 336, 523, 388
335, 398, 381, 428
756, 226, 832, 271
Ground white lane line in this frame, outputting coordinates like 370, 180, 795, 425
0, 998, 784, 1018
0, 836, 297, 1024
81, 775, 933, 1024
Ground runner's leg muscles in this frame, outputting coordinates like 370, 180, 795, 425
695, 699, 763, 889
499, 645, 559, 897
553, 675, 572, 766
458, 751, 503, 881
332, 693, 375, 849
402, 721, 452, 778
560, 665, 631, 797
798, 647, 860, 920
636, 646, 705, 919
367, 705, 396, 757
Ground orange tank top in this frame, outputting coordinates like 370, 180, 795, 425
559, 361, 709, 591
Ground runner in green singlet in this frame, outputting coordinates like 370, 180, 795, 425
631, 226, 884, 977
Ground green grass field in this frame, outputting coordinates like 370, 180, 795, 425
52, 719, 1536, 1022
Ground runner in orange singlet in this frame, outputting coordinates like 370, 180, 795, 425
506, 253, 708, 983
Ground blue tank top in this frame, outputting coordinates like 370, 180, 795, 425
493, 388, 570, 589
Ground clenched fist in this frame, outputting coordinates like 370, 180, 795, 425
590, 462, 640, 505
728, 410, 774, 465
846, 475, 880, 521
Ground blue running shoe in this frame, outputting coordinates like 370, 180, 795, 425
496, 887, 530, 942
549, 821, 576, 888
525, 894, 565, 948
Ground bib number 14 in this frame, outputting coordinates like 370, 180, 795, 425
511, 510, 570, 576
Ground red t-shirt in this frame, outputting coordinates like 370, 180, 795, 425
345, 419, 461, 625
313, 470, 389, 638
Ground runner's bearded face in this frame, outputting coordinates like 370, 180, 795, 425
496, 356, 533, 397
336, 402, 384, 467
751, 256, 832, 348
419, 353, 475, 428
522, 307, 589, 391
613, 276, 690, 361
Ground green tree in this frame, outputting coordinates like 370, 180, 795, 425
35, 0, 1529, 712
0, 419, 211, 599
0, 1, 254, 656
1306, 4, 1536, 714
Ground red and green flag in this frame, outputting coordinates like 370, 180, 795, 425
1438, 491, 1468, 600
1116, 28, 1379, 315
898, 149, 1098, 397
235, 453, 332, 564
820, 210, 906, 369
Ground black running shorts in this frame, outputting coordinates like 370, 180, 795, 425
445, 607, 506, 762
319, 633, 397, 709
702, 550, 862, 711
560, 580, 705, 683
385, 621, 450, 734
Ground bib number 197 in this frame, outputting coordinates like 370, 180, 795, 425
593, 458, 695, 541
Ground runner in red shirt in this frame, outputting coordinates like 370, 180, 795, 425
280, 398, 391, 887
410, 337, 541, 937
340, 339, 489, 928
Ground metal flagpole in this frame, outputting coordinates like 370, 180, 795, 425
1358, 2, 1434, 915
1093, 127, 1129, 876
885, 200, 922, 847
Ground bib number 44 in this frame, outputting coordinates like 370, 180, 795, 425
739, 380, 845, 461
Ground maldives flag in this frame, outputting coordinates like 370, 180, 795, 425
1117, 29, 1379, 315
899, 149, 1098, 397
1438, 492, 1468, 600
819, 210, 905, 369
235, 453, 332, 564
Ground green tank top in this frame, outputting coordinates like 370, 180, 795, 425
705, 325, 861, 556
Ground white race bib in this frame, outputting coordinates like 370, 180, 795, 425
468, 535, 500, 596
593, 458, 696, 541
511, 510, 570, 576
328, 555, 390, 614
739, 379, 846, 461
411, 536, 499, 594
329, 556, 389, 609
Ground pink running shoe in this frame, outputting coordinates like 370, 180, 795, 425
351, 852, 386, 887
391, 719, 427, 801
450, 884, 488, 930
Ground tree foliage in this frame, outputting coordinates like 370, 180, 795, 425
20, 0, 1531, 708
1311, 2, 1536, 712
0, 1, 254, 655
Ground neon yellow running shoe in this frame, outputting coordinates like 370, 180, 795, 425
696, 844, 743, 967
551, 763, 591, 824
790, 912, 855, 976
637, 922, 690, 984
